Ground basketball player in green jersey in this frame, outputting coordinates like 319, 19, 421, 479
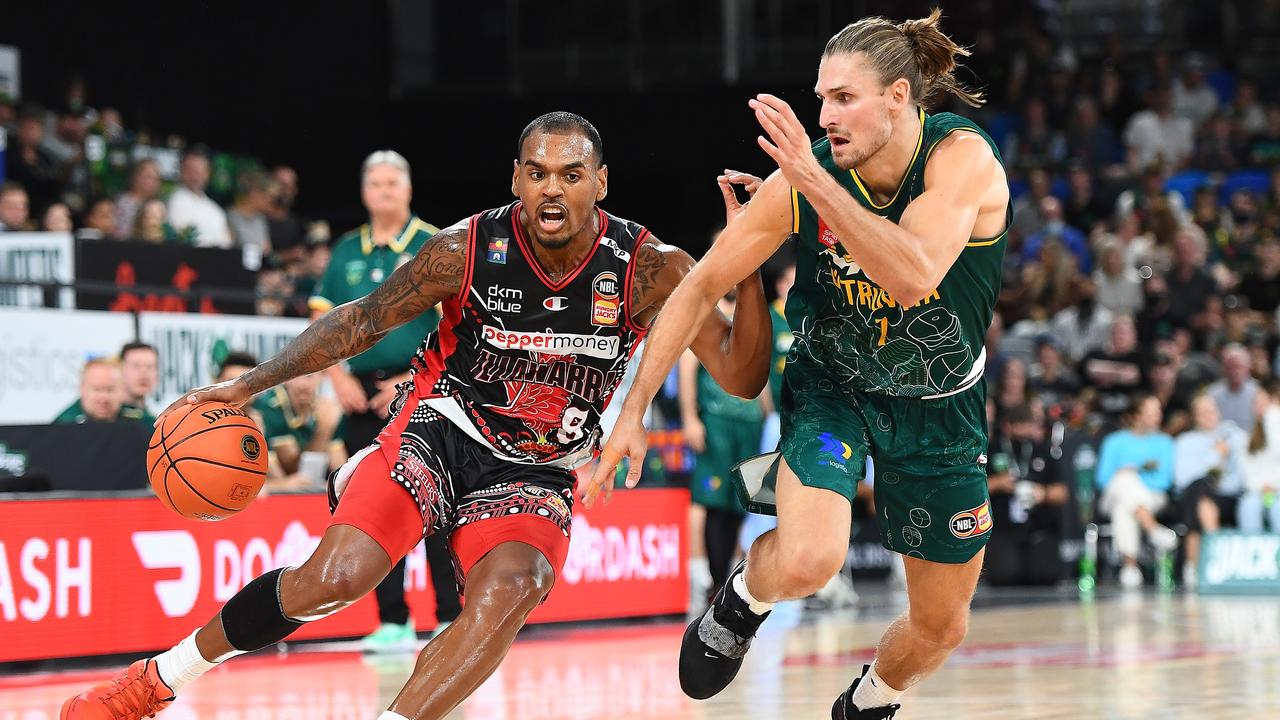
585, 11, 1009, 719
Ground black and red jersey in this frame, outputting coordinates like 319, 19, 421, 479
406, 201, 649, 467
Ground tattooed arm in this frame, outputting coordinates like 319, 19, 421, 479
629, 235, 770, 399
157, 224, 469, 420
585, 171, 791, 504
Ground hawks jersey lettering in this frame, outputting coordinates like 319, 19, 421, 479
788, 109, 1009, 399
406, 202, 647, 465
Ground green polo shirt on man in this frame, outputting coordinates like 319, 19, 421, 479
53, 400, 156, 425
252, 386, 345, 450
308, 216, 441, 375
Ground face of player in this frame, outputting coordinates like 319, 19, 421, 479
815, 52, 903, 171
81, 365, 123, 421
513, 131, 608, 250
121, 348, 158, 401
362, 164, 412, 218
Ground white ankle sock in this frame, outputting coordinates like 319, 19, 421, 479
377, 712, 410, 720
850, 664, 903, 710
732, 571, 774, 616
153, 631, 240, 692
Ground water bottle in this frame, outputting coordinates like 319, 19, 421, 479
1156, 547, 1175, 593
1074, 444, 1097, 525
1079, 523, 1098, 594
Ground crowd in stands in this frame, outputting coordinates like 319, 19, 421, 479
4, 15, 1280, 591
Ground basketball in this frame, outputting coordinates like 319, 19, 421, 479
146, 401, 268, 521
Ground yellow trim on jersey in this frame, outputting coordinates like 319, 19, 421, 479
965, 230, 1006, 248
307, 296, 335, 312
849, 106, 926, 210
359, 216, 432, 255
790, 186, 801, 234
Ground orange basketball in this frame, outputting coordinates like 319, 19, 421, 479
146, 401, 268, 521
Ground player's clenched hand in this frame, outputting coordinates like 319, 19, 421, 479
717, 169, 764, 224
155, 378, 252, 426
582, 410, 649, 508
749, 94, 824, 192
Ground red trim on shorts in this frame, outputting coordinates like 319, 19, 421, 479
329, 446, 424, 563
449, 514, 571, 596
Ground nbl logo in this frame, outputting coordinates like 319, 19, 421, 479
949, 500, 993, 539
240, 435, 261, 461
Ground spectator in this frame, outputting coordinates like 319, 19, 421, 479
1049, 276, 1113, 364
1239, 386, 1280, 532
52, 358, 151, 424
1065, 97, 1122, 176
119, 342, 159, 423
994, 356, 1030, 422
168, 146, 231, 247
134, 199, 180, 244
1192, 187, 1239, 268
250, 373, 347, 492
1171, 54, 1219, 127
1193, 113, 1243, 172
1092, 239, 1143, 316
1148, 340, 1196, 435
1096, 394, 1178, 589
1207, 343, 1261, 432
1020, 237, 1078, 319
984, 399, 1068, 586
4, 104, 61, 211
227, 170, 276, 270
1124, 84, 1194, 171
1010, 167, 1052, 242
216, 352, 258, 384
115, 159, 163, 239
0, 182, 33, 232
1023, 196, 1092, 273
1246, 106, 1280, 166
81, 198, 120, 240
1080, 314, 1145, 421
1029, 336, 1081, 411
266, 165, 307, 255
1238, 241, 1280, 317
42, 202, 73, 232
1004, 97, 1067, 171
1062, 161, 1111, 233
1114, 163, 1190, 231
1164, 225, 1219, 331
1174, 394, 1247, 587
40, 107, 87, 166
1229, 79, 1266, 136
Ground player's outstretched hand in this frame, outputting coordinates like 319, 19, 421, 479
155, 378, 253, 426
717, 169, 764, 224
582, 409, 649, 508
748, 93, 823, 192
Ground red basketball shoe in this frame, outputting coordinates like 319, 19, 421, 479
60, 658, 175, 720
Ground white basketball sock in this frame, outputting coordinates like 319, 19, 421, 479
850, 663, 903, 710
732, 571, 775, 616
378, 712, 410, 720
153, 630, 241, 693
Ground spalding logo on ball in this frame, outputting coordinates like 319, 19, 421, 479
146, 401, 268, 521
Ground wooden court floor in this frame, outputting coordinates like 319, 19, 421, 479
3, 590, 1278, 719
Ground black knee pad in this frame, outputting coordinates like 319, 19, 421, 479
220, 567, 305, 652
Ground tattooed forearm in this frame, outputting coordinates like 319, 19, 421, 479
240, 226, 469, 394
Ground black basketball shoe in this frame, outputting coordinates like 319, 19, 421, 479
831, 665, 901, 719
678, 560, 770, 699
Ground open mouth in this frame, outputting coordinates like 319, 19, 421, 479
829, 136, 850, 149
538, 205, 567, 233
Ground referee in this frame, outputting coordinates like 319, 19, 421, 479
309, 150, 460, 651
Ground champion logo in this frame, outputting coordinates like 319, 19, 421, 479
544, 296, 568, 311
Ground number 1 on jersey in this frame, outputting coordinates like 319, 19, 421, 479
877, 317, 889, 346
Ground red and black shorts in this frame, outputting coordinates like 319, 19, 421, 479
329, 393, 575, 595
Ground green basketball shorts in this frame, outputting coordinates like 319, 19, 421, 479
733, 361, 991, 564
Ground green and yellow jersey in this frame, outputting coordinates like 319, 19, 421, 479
309, 216, 441, 375
787, 109, 1008, 399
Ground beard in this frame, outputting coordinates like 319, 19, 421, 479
829, 111, 893, 171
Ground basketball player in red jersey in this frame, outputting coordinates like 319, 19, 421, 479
62, 112, 772, 720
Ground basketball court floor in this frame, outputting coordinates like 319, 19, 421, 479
4, 588, 1278, 719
